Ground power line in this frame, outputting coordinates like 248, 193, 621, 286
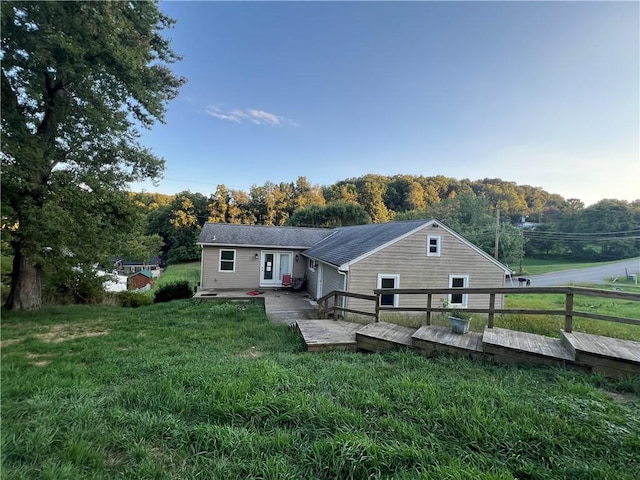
524, 233, 639, 242
522, 228, 640, 236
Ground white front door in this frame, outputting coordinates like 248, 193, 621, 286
260, 251, 292, 286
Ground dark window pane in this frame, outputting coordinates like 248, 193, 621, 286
452, 277, 464, 288
381, 278, 395, 289
451, 293, 463, 304
221, 250, 234, 261
381, 293, 395, 306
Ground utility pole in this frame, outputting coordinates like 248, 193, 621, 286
494, 206, 500, 260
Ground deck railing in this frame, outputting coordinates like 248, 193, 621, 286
318, 287, 640, 333
371, 287, 640, 332
317, 290, 377, 320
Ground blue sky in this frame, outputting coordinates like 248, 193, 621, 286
133, 1, 639, 207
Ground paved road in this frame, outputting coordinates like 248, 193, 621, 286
519, 257, 640, 287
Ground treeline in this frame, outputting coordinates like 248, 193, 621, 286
523, 199, 640, 261
130, 174, 639, 267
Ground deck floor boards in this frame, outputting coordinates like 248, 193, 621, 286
356, 322, 416, 347
294, 320, 637, 377
412, 325, 484, 352
296, 320, 361, 351
483, 327, 574, 361
561, 331, 640, 363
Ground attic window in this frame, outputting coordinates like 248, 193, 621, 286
427, 235, 440, 256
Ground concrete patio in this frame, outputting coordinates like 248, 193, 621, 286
193, 289, 319, 324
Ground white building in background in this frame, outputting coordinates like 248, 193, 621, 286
100, 270, 128, 292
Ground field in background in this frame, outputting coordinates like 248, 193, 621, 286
151, 261, 200, 292
2, 300, 639, 479
522, 257, 637, 275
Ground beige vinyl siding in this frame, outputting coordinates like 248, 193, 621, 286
346, 226, 505, 314
305, 262, 346, 307
201, 246, 307, 290
305, 261, 319, 299
291, 254, 307, 279
322, 265, 346, 296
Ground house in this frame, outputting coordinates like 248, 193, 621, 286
197, 219, 511, 315
128, 269, 154, 290
114, 257, 163, 277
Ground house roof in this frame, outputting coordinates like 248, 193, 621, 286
130, 269, 153, 278
303, 219, 432, 268
117, 257, 162, 266
197, 223, 335, 248
198, 220, 512, 274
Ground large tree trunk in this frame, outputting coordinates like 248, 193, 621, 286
5, 247, 42, 310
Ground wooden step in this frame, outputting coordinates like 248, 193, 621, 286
483, 327, 574, 367
412, 325, 483, 358
561, 330, 640, 378
295, 320, 361, 352
356, 322, 416, 352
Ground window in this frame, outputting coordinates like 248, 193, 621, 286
219, 249, 236, 272
377, 274, 400, 308
427, 235, 440, 256
448, 275, 469, 307
308, 258, 316, 272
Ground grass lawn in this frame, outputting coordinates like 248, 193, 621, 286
2, 301, 640, 479
148, 262, 201, 294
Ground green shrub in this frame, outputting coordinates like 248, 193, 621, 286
154, 280, 193, 303
117, 291, 153, 308
43, 267, 105, 305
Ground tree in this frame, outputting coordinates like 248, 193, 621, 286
1, 1, 184, 309
287, 201, 371, 227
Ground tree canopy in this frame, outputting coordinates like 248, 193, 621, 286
1, 1, 185, 309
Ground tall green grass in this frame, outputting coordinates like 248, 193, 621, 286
2, 301, 639, 479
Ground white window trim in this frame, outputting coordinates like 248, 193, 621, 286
308, 258, 316, 272
427, 235, 441, 257
448, 275, 469, 307
219, 249, 236, 273
377, 273, 400, 308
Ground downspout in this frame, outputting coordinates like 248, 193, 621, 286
198, 244, 204, 291
338, 269, 348, 310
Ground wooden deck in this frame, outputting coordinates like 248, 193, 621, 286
412, 325, 483, 358
294, 320, 639, 378
483, 327, 574, 367
356, 322, 415, 352
295, 320, 362, 352
561, 330, 640, 378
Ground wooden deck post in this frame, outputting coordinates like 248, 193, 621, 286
565, 292, 574, 333
333, 292, 339, 320
375, 293, 381, 322
488, 293, 495, 329
426, 293, 432, 326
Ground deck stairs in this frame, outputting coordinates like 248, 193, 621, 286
294, 319, 640, 379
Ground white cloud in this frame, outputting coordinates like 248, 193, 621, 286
206, 105, 295, 126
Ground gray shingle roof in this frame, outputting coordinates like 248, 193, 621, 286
303, 219, 433, 267
198, 223, 335, 248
